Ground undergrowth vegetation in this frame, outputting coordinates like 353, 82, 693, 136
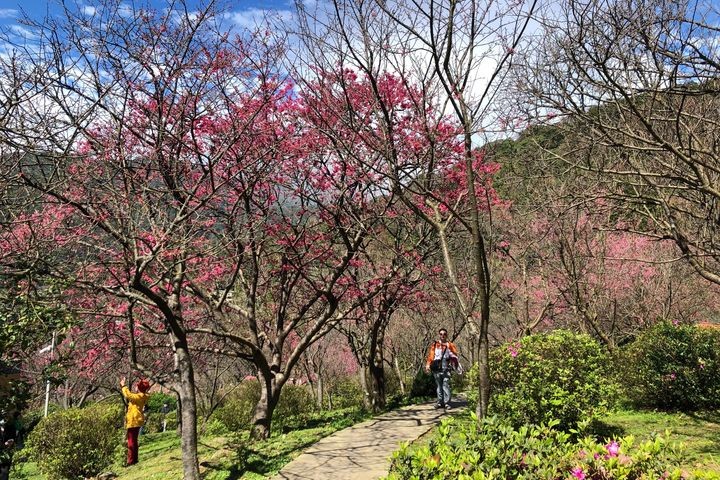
388, 323, 720, 479
12, 323, 720, 479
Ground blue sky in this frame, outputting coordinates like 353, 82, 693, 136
0, 0, 294, 34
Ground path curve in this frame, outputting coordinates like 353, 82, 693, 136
272, 399, 467, 480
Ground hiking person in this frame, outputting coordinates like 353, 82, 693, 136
424, 328, 460, 409
161, 402, 170, 432
120, 377, 150, 466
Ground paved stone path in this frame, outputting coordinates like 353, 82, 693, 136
272, 398, 467, 480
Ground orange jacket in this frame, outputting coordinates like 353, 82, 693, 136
426, 341, 458, 367
122, 387, 149, 429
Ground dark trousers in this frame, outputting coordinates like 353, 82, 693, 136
0, 464, 10, 480
126, 427, 141, 465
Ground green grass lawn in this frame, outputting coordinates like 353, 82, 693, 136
12, 407, 720, 479
601, 410, 720, 475
12, 407, 370, 480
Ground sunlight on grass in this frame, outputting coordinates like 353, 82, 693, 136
14, 408, 719, 479
12, 407, 370, 480
603, 410, 720, 474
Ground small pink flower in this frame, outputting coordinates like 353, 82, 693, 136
605, 441, 620, 457
571, 467, 586, 480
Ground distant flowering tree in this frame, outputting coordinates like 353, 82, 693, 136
493, 199, 720, 346
0, 1, 412, 475
291, 0, 539, 419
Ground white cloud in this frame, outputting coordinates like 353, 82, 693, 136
118, 2, 134, 18
0, 9, 17, 19
9, 25, 39, 41
81, 6, 97, 16
226, 8, 293, 30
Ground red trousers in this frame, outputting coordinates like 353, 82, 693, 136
126, 427, 140, 465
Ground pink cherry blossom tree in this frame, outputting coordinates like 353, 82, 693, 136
289, 0, 539, 418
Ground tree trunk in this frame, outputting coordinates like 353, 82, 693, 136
393, 356, 405, 396
367, 324, 386, 412
358, 363, 372, 410
368, 363, 386, 412
174, 337, 201, 480
476, 321, 491, 419
250, 370, 279, 440
316, 374, 324, 409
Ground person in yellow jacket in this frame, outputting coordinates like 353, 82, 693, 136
424, 328, 459, 410
120, 377, 150, 466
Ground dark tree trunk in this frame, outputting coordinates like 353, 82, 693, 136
367, 320, 386, 412
250, 369, 279, 440
172, 332, 201, 480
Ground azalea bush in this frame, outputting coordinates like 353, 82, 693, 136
470, 330, 617, 432
25, 403, 123, 480
620, 322, 720, 411
385, 414, 692, 480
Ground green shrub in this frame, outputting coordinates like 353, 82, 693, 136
142, 410, 177, 434
25, 402, 123, 480
329, 377, 364, 409
410, 369, 435, 399
620, 322, 720, 411
163, 410, 178, 431
212, 381, 260, 432
140, 393, 177, 433
145, 392, 177, 413
275, 384, 315, 422
203, 418, 229, 436
212, 381, 316, 432
386, 414, 690, 480
483, 330, 617, 431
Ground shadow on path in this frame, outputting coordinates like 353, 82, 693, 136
272, 398, 468, 480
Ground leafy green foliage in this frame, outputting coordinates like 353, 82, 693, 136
212, 381, 261, 432
142, 410, 178, 434
602, 409, 720, 474
212, 381, 316, 433
410, 369, 436, 399
275, 384, 315, 423
620, 322, 720, 411
385, 414, 691, 480
145, 392, 176, 413
474, 330, 617, 431
25, 403, 123, 479
329, 377, 364, 408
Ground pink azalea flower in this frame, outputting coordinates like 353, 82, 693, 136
571, 467, 586, 480
605, 441, 620, 457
